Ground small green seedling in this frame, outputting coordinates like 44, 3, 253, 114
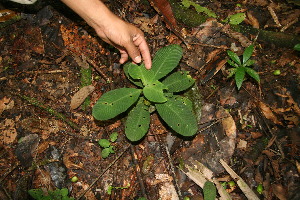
256, 183, 263, 194
227, 44, 260, 90
273, 69, 281, 75
107, 184, 130, 195
28, 188, 74, 200
93, 45, 198, 142
98, 132, 118, 158
71, 176, 78, 183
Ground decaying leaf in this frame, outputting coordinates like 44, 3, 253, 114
0, 118, 17, 145
217, 108, 236, 138
0, 96, 14, 115
63, 151, 83, 169
246, 11, 259, 29
258, 101, 283, 125
70, 85, 95, 109
271, 184, 288, 200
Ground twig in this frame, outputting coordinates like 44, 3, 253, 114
267, 6, 282, 27
280, 18, 298, 32
85, 57, 111, 83
130, 145, 148, 199
164, 144, 182, 199
220, 159, 260, 200
77, 144, 130, 200
16, 93, 80, 130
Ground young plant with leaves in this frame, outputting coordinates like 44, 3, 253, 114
227, 44, 260, 90
92, 44, 198, 142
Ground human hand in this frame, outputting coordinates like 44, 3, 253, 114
94, 15, 152, 69
61, 0, 152, 69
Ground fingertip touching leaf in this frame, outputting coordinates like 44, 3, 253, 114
92, 88, 141, 120
127, 63, 155, 85
123, 63, 143, 87
243, 44, 254, 64
227, 50, 241, 66
152, 44, 183, 80
162, 71, 195, 93
125, 102, 150, 142
235, 67, 246, 90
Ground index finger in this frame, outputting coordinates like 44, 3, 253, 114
133, 35, 152, 69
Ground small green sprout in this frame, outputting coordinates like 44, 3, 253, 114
273, 69, 281, 75
227, 44, 260, 90
98, 132, 119, 158
107, 184, 130, 195
256, 183, 263, 194
71, 176, 78, 182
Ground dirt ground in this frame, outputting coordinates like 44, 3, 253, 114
0, 0, 299, 199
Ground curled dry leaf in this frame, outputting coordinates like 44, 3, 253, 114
0, 97, 14, 115
246, 11, 259, 29
70, 85, 95, 109
258, 101, 283, 125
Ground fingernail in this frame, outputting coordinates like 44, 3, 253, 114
134, 56, 141, 63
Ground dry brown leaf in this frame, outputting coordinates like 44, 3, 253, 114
149, 0, 178, 28
258, 101, 283, 125
0, 97, 13, 115
0, 118, 17, 145
271, 184, 288, 200
70, 85, 95, 109
246, 11, 259, 29
217, 108, 236, 138
63, 151, 83, 169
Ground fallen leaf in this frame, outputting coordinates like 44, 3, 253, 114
70, 85, 95, 109
271, 184, 288, 200
258, 101, 283, 125
246, 11, 260, 29
0, 118, 17, 145
0, 97, 13, 115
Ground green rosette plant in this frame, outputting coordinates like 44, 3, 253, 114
92, 44, 198, 142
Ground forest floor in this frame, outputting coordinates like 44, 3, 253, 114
0, 0, 299, 200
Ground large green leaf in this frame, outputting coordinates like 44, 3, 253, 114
235, 67, 246, 90
127, 63, 155, 85
125, 102, 150, 141
245, 67, 260, 83
123, 63, 143, 87
227, 50, 241, 66
156, 97, 198, 136
242, 44, 254, 64
152, 44, 183, 80
143, 81, 168, 103
92, 88, 141, 120
162, 71, 195, 93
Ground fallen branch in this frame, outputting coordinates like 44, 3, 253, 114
17, 94, 80, 130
